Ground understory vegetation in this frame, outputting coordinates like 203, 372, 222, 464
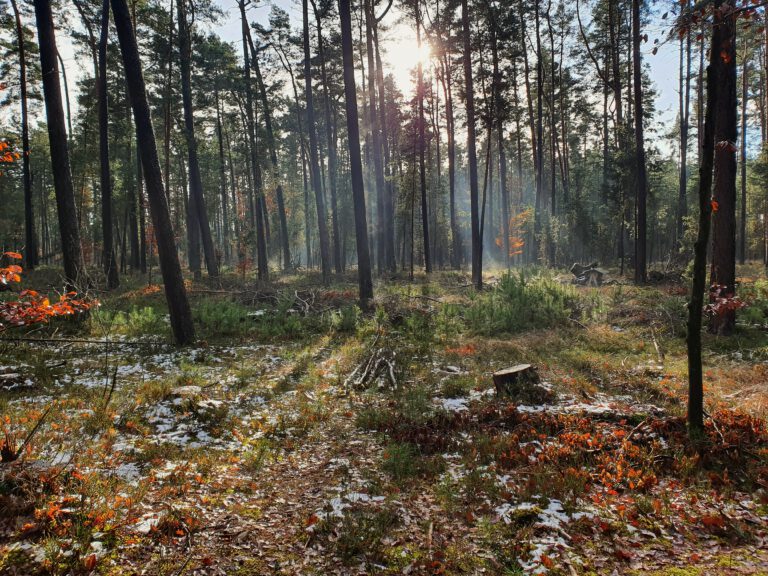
1, 268, 768, 575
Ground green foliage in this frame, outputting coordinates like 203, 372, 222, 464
466, 270, 581, 335
380, 442, 444, 482
192, 299, 251, 338
738, 279, 768, 326
92, 306, 166, 337
330, 506, 399, 564
477, 518, 526, 574
440, 375, 475, 398
331, 305, 360, 333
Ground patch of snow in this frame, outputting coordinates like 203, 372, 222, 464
132, 513, 162, 534
495, 499, 591, 574
438, 397, 469, 412
113, 462, 142, 484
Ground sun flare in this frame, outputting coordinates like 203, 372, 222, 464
384, 28, 434, 90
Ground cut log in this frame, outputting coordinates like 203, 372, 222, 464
492, 364, 553, 403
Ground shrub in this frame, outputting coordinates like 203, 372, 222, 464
192, 299, 250, 338
331, 506, 399, 564
332, 305, 360, 333
466, 270, 580, 335
92, 306, 166, 337
381, 442, 444, 482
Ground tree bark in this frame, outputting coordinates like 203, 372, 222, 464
10, 0, 38, 270
688, 0, 721, 438
416, 4, 431, 273
373, 17, 397, 271
111, 0, 195, 344
238, 1, 268, 280
308, 0, 342, 274
461, 0, 481, 289
339, 0, 373, 304
98, 0, 119, 288
215, 89, 230, 265
364, 0, 387, 275
534, 0, 544, 256
177, 0, 219, 279
33, 0, 86, 288
491, 26, 510, 269
739, 41, 748, 265
243, 25, 291, 271
677, 4, 692, 250
709, 2, 738, 335
303, 0, 332, 283
632, 0, 647, 284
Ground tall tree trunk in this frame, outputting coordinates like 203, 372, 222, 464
339, 0, 373, 304
33, 0, 86, 287
178, 0, 219, 278
491, 27, 510, 268
271, 39, 311, 268
243, 25, 291, 271
310, 2, 342, 274
127, 129, 140, 271
546, 0, 557, 218
632, 0, 647, 283
303, 0, 332, 283
439, 53, 460, 269
373, 17, 397, 271
739, 42, 748, 265
111, 0, 195, 344
677, 5, 692, 250
698, 29, 705, 162
238, 2, 268, 280
534, 0, 544, 256
98, 0, 119, 288
138, 155, 147, 273
10, 0, 38, 269
57, 50, 73, 144
215, 89, 230, 265
709, 3, 738, 335
688, 0, 721, 438
163, 0, 173, 193
461, 0, 481, 289
518, 0, 537, 263
364, 0, 387, 275
416, 4, 431, 273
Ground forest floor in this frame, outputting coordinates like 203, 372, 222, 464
1, 266, 768, 576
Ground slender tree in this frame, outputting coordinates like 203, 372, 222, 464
739, 41, 748, 264
98, 0, 118, 288
33, 0, 86, 287
177, 0, 219, 279
461, 0, 481, 289
312, 0, 343, 274
238, 0, 268, 279
303, 0, 332, 283
339, 0, 373, 303
243, 21, 291, 271
633, 0, 647, 283
111, 0, 195, 344
676, 0, 692, 249
415, 1, 431, 273
9, 0, 37, 270
687, 0, 721, 438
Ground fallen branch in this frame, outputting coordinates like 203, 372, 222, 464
650, 326, 664, 363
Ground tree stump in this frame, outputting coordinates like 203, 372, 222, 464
492, 364, 553, 403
